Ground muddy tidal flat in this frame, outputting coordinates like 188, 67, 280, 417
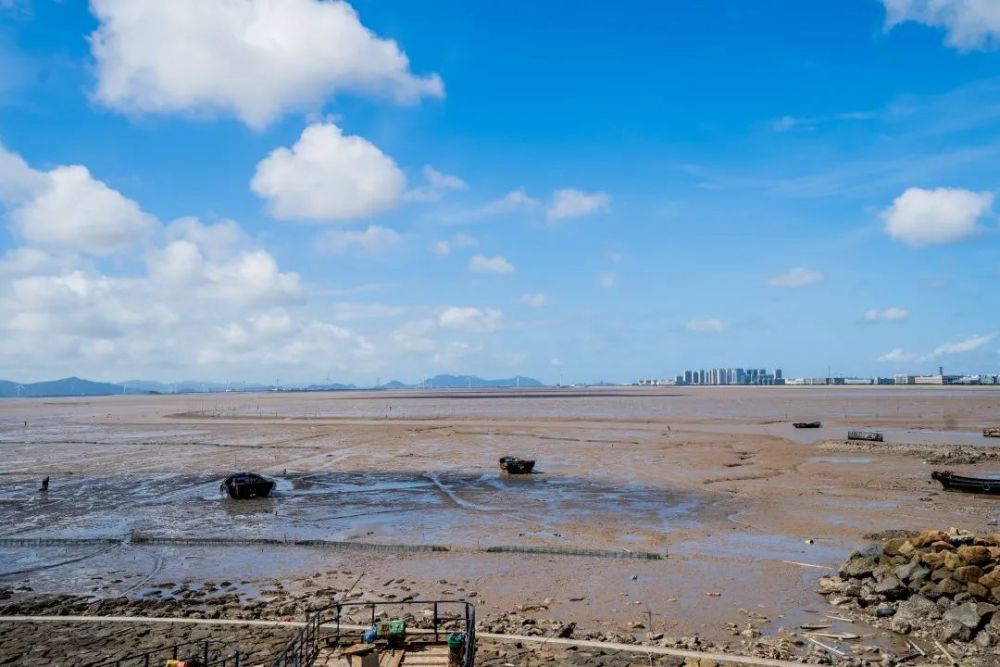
1, 386, 999, 664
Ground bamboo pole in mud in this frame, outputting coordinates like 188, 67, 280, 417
0, 614, 816, 667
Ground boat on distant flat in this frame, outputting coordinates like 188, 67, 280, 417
221, 472, 275, 499
984, 427, 1000, 438
498, 456, 535, 474
847, 430, 883, 442
931, 471, 1000, 495
793, 421, 822, 429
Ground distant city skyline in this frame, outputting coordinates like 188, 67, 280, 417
0, 2, 998, 384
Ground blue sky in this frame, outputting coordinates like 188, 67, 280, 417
0, 0, 998, 384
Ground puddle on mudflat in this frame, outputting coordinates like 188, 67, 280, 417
671, 532, 848, 564
0, 470, 707, 551
804, 456, 877, 464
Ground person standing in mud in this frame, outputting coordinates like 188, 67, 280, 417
40, 476, 49, 492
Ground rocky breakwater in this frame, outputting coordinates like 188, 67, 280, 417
818, 529, 1000, 654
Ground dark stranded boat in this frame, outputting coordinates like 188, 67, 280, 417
793, 421, 822, 429
221, 472, 275, 499
931, 471, 1000, 495
498, 456, 535, 474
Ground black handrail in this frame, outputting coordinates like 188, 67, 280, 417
94, 639, 240, 667
270, 599, 476, 667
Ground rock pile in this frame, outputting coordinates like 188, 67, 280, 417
819, 528, 1000, 650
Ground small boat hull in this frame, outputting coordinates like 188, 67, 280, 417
793, 421, 821, 429
984, 428, 1000, 438
847, 430, 883, 442
932, 471, 1000, 494
222, 473, 276, 499
498, 457, 535, 474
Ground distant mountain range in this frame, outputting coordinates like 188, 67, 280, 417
0, 377, 125, 398
414, 374, 544, 389
0, 374, 545, 398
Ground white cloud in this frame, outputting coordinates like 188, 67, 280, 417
883, 0, 1000, 51
925, 332, 996, 359
439, 306, 502, 333
406, 165, 467, 203
878, 332, 997, 363
517, 293, 548, 308
768, 267, 823, 288
251, 122, 405, 222
319, 225, 403, 254
468, 254, 514, 274
0, 142, 156, 255
881, 187, 993, 247
0, 247, 53, 275
146, 218, 302, 307
480, 189, 541, 216
864, 307, 909, 322
546, 189, 611, 221
433, 233, 477, 256
685, 317, 726, 334
88, 0, 443, 129
598, 272, 617, 289
878, 347, 918, 363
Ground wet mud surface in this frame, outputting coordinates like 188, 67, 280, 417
1, 386, 999, 664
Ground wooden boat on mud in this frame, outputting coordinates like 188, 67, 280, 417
931, 471, 1000, 495
793, 421, 822, 429
847, 430, 883, 442
984, 427, 1000, 438
498, 456, 535, 474
221, 472, 275, 499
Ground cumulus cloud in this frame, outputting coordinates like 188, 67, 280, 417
406, 165, 467, 203
0, 142, 155, 255
685, 317, 726, 334
768, 267, 823, 288
319, 225, 403, 254
147, 221, 302, 307
251, 122, 405, 222
517, 293, 548, 308
546, 188, 611, 221
883, 0, 1000, 51
881, 187, 993, 247
0, 247, 54, 275
598, 272, 617, 289
88, 0, 443, 128
468, 254, 514, 274
864, 307, 909, 322
438, 306, 502, 333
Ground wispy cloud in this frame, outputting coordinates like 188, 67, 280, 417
468, 254, 514, 274
598, 272, 617, 289
546, 189, 611, 222
768, 267, 823, 288
685, 317, 725, 334
771, 111, 876, 133
878, 332, 997, 363
864, 307, 909, 322
924, 333, 996, 359
517, 292, 548, 308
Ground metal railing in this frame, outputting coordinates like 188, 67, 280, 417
94, 640, 241, 667
270, 599, 476, 667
